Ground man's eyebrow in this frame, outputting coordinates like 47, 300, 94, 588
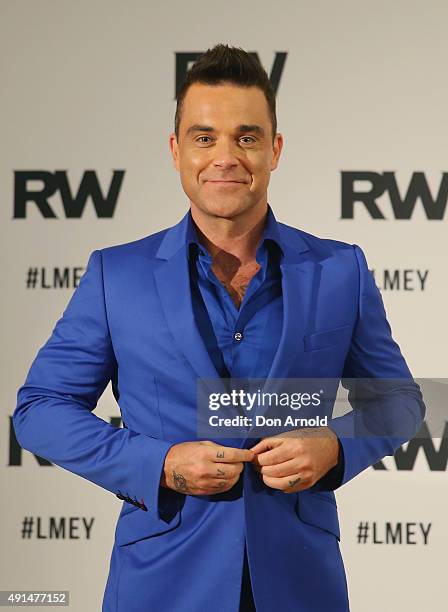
186, 124, 214, 136
236, 124, 265, 136
185, 124, 265, 137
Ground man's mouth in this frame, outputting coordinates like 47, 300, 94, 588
206, 180, 245, 184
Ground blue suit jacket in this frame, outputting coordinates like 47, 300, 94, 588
13, 210, 425, 612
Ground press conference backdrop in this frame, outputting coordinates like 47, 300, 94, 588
1, 1, 445, 610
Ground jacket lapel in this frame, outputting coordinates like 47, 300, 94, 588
267, 256, 317, 380
154, 248, 222, 382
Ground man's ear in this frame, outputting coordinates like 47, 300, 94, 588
270, 133, 284, 172
169, 133, 180, 171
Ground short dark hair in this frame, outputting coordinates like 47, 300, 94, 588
174, 43, 277, 145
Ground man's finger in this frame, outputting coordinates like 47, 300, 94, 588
209, 462, 243, 479
249, 436, 282, 455
256, 458, 299, 478
262, 473, 306, 493
209, 445, 254, 463
252, 444, 293, 467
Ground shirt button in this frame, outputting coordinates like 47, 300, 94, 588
234, 331, 243, 342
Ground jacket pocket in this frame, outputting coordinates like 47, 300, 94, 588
303, 324, 352, 352
295, 489, 341, 540
115, 494, 182, 546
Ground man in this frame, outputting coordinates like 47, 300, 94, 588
13, 44, 425, 611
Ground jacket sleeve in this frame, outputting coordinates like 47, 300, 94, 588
313, 243, 426, 491
13, 249, 175, 519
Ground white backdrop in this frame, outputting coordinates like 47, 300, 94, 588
1, 1, 446, 610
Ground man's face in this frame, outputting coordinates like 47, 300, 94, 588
169, 82, 283, 220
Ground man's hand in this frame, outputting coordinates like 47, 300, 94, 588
249, 427, 339, 493
161, 441, 254, 495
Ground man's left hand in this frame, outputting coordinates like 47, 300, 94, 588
249, 427, 339, 493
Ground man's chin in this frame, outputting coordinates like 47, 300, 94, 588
192, 199, 254, 220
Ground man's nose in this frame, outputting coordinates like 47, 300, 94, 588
212, 139, 240, 168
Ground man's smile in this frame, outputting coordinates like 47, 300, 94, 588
205, 180, 246, 186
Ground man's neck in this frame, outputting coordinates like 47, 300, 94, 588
190, 202, 268, 266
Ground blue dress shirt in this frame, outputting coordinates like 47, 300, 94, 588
187, 204, 283, 379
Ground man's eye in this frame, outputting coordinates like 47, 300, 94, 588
196, 136, 255, 144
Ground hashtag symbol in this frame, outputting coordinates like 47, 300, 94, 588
21, 516, 34, 538
26, 267, 38, 289
357, 521, 369, 543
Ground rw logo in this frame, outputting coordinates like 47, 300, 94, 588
341, 171, 448, 219
13, 170, 125, 218
373, 422, 448, 471
174, 51, 287, 98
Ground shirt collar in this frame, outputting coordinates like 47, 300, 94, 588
186, 203, 284, 261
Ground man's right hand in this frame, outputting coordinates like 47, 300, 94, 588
160, 440, 254, 495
